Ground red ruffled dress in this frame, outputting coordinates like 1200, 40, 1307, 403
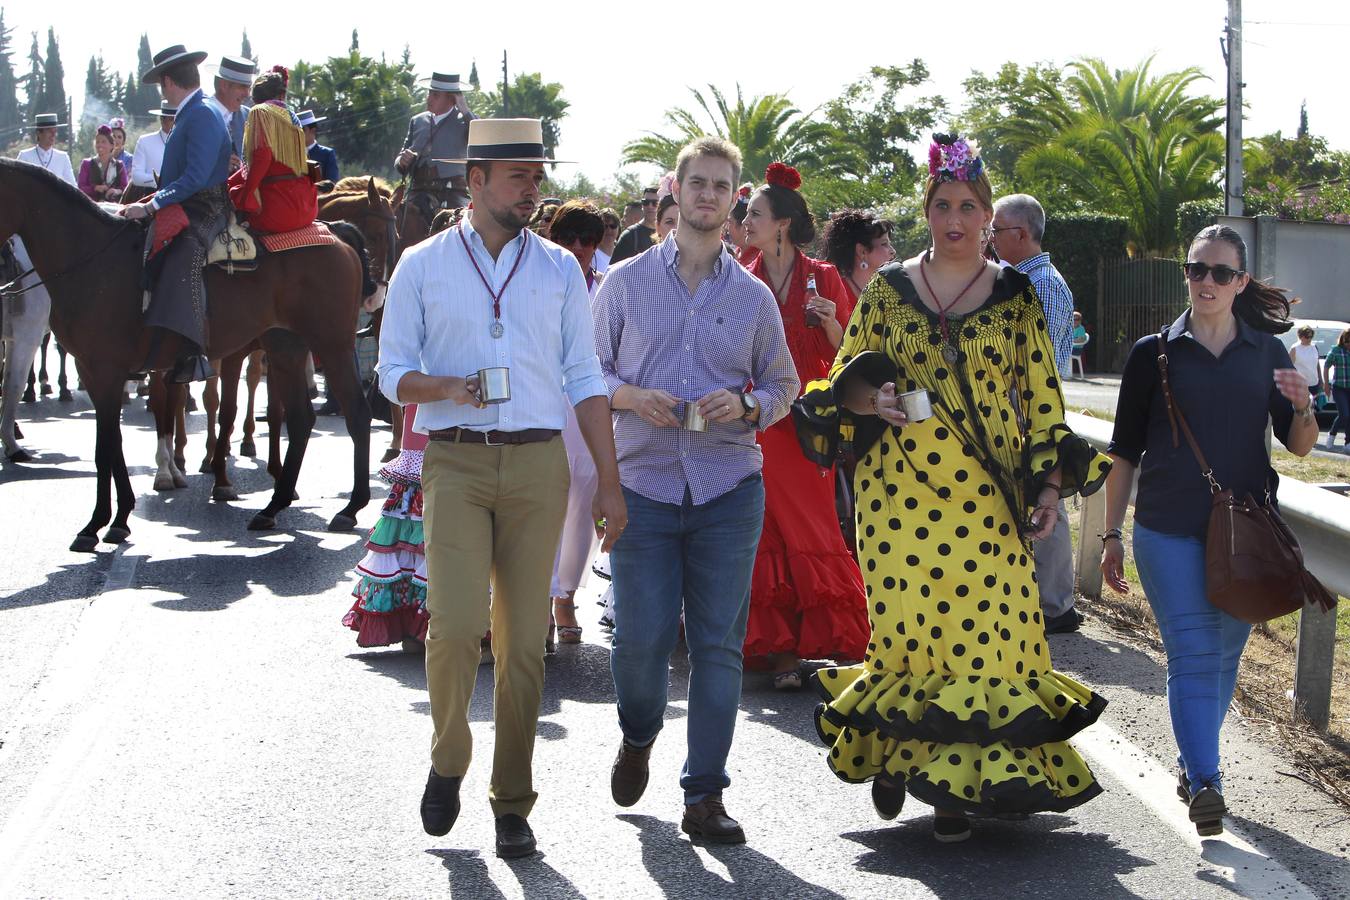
226, 106, 317, 234
744, 250, 870, 663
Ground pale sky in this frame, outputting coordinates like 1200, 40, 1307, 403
9, 0, 1348, 185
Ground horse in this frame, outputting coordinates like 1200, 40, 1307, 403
0, 157, 372, 552
1, 240, 51, 461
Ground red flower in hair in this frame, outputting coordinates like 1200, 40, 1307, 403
765, 162, 801, 191
270, 64, 289, 86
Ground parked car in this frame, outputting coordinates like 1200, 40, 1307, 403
1280, 318, 1350, 428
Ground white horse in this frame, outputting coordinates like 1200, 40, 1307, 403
1, 237, 51, 462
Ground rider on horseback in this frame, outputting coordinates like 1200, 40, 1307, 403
121, 45, 232, 384
395, 72, 475, 222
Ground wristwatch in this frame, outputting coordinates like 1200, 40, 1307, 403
1294, 403, 1315, 422
740, 392, 759, 421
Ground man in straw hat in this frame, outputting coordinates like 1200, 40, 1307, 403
120, 44, 232, 383
203, 55, 256, 167
298, 110, 339, 183
126, 101, 177, 204
16, 113, 76, 186
395, 71, 476, 218
377, 118, 626, 859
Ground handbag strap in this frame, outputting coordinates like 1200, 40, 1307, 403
1155, 328, 1223, 495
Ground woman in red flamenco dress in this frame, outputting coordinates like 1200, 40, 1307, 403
741, 163, 870, 689
227, 68, 316, 234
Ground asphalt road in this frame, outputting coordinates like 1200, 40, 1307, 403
1, 388, 1347, 899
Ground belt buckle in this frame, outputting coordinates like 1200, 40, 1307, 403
482, 431, 505, 447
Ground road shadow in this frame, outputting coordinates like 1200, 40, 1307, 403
0, 557, 110, 612
618, 813, 846, 900
841, 815, 1153, 898
1050, 630, 1167, 698
1223, 814, 1350, 892
424, 849, 507, 899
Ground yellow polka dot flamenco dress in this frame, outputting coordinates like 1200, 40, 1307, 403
795, 263, 1113, 816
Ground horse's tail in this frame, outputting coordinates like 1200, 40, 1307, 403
327, 220, 376, 300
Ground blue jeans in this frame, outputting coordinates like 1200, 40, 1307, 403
610, 475, 765, 805
1133, 523, 1250, 795
1329, 386, 1350, 440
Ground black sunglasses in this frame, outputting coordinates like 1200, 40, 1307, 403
1183, 262, 1245, 285
555, 233, 599, 247
641, 199, 659, 206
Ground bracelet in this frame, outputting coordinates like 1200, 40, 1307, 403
869, 391, 880, 413
1101, 528, 1123, 544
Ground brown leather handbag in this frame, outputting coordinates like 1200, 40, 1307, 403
1156, 330, 1337, 624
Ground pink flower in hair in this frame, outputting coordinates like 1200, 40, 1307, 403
658, 171, 676, 201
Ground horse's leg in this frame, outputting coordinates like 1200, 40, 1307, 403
2, 290, 50, 461
148, 374, 183, 492
210, 351, 246, 503
173, 397, 188, 476
72, 363, 131, 552
240, 348, 262, 457
266, 366, 285, 487
320, 346, 371, 532
198, 371, 220, 473
249, 342, 311, 531
56, 342, 71, 401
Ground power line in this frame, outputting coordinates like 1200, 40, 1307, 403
1247, 19, 1350, 27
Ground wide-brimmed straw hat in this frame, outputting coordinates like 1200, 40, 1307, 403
437, 118, 572, 164
31, 112, 65, 129
141, 45, 209, 84
421, 71, 474, 93
148, 101, 178, 118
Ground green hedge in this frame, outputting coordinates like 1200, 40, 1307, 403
1176, 201, 1222, 254
1043, 212, 1129, 310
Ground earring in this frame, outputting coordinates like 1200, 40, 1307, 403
860, 261, 868, 271
776, 230, 782, 258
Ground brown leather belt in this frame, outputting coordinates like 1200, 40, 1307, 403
428, 427, 559, 446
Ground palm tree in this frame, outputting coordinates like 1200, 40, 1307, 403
1015, 58, 1224, 254
622, 85, 838, 181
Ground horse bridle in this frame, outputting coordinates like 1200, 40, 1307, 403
0, 220, 140, 298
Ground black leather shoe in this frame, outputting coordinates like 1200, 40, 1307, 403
1044, 608, 1084, 635
872, 775, 906, 821
167, 355, 215, 384
495, 813, 537, 858
419, 768, 462, 837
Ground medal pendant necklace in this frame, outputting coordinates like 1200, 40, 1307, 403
459, 223, 529, 339
919, 253, 985, 364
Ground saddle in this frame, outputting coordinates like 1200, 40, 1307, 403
207, 211, 259, 274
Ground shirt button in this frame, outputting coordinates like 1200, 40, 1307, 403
681, 378, 687, 385
685, 344, 692, 351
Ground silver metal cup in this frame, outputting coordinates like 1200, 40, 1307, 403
682, 400, 709, 432
474, 367, 511, 405
897, 389, 934, 423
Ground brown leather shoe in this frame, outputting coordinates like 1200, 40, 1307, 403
681, 794, 745, 844
610, 738, 654, 807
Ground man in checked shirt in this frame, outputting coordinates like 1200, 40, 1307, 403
594, 137, 800, 844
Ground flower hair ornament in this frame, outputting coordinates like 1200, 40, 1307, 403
928, 133, 983, 183
657, 171, 676, 202
765, 161, 802, 191
270, 64, 289, 87
107, 117, 126, 132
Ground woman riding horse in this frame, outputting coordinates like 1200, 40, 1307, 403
228, 67, 317, 234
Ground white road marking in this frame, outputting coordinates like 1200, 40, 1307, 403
1075, 721, 1317, 899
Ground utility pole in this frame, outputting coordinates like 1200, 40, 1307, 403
1222, 0, 1244, 216
501, 51, 509, 117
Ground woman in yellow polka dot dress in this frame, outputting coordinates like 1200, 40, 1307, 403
795, 134, 1113, 842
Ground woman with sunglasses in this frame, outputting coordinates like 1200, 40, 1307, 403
1100, 224, 1317, 837
544, 200, 608, 645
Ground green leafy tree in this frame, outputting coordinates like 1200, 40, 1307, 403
622, 84, 836, 188
480, 72, 569, 159
0, 10, 20, 145
815, 62, 946, 210
958, 62, 1066, 194
85, 54, 111, 101
1011, 58, 1224, 254
42, 27, 64, 125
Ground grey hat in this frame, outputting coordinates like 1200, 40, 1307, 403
32, 112, 66, 128
207, 55, 258, 86
423, 71, 474, 93
141, 44, 209, 83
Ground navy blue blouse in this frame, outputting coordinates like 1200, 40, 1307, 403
1108, 310, 1296, 539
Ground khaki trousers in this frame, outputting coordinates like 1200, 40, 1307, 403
421, 436, 569, 818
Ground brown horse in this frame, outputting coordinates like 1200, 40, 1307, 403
0, 158, 372, 552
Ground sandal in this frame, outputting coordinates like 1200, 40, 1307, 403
551, 597, 583, 644
772, 670, 803, 691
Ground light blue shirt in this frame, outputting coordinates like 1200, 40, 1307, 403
376, 215, 607, 434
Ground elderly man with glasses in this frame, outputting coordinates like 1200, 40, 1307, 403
609, 186, 660, 264
991, 193, 1082, 636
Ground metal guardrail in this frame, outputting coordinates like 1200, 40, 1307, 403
1066, 412, 1347, 732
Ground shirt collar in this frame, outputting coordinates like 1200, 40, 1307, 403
461, 212, 528, 258
307, 141, 317, 150
432, 109, 452, 126
659, 234, 727, 278
1013, 251, 1052, 274
1168, 308, 1260, 347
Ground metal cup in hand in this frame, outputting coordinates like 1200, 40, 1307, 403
897, 389, 934, 423
682, 400, 709, 432
473, 367, 511, 405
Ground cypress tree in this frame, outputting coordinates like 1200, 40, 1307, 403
22, 30, 42, 120
42, 27, 64, 123
241, 30, 254, 62
0, 9, 19, 143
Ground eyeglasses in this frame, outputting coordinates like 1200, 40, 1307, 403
989, 226, 1024, 237
641, 199, 659, 207
1183, 262, 1245, 285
